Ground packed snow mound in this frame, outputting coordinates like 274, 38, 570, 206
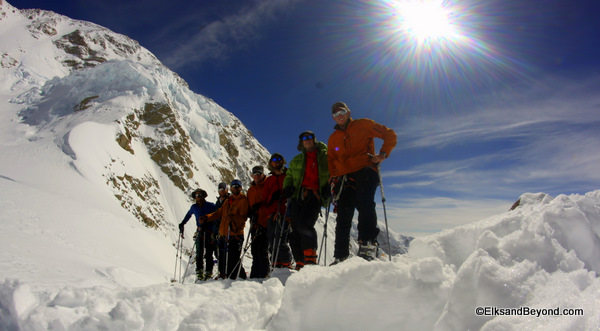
1, 190, 599, 330
409, 190, 600, 330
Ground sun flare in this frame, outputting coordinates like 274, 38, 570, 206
396, 0, 459, 41
315, 0, 530, 103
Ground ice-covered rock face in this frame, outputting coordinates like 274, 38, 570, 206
1, 2, 271, 231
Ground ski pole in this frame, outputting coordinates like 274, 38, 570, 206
269, 214, 279, 269
376, 163, 392, 262
319, 176, 345, 265
270, 213, 283, 269
269, 215, 290, 277
318, 197, 331, 266
172, 234, 182, 282
182, 231, 199, 284
225, 228, 230, 277
235, 228, 254, 279
269, 194, 286, 269
179, 233, 184, 282
202, 230, 206, 276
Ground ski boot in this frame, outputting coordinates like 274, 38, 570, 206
329, 256, 348, 266
275, 261, 293, 269
303, 249, 317, 266
357, 240, 378, 261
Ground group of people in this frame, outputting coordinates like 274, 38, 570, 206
178, 101, 397, 280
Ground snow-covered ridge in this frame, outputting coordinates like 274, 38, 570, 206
1, 0, 159, 91
1, 0, 271, 233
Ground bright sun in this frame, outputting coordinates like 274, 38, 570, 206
397, 0, 458, 41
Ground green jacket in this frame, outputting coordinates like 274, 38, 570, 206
283, 141, 330, 207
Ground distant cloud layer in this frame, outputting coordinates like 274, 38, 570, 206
161, 0, 301, 70
401, 75, 600, 150
383, 73, 600, 231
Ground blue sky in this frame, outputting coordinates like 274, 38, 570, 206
9, 0, 600, 236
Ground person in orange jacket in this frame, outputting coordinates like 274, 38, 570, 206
203, 179, 249, 279
327, 101, 397, 263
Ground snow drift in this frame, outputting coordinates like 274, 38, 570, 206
1, 191, 599, 330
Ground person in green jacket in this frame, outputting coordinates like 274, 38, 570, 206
283, 131, 330, 269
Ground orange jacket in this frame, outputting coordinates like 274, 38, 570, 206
327, 118, 397, 177
205, 193, 249, 237
247, 179, 269, 228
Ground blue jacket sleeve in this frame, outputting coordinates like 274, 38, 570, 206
181, 206, 194, 225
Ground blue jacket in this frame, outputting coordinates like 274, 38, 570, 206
181, 202, 217, 232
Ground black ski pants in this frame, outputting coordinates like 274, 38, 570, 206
288, 190, 321, 263
218, 235, 247, 279
249, 226, 270, 278
333, 167, 380, 260
196, 231, 217, 274
267, 213, 292, 265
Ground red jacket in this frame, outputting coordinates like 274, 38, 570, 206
263, 171, 287, 217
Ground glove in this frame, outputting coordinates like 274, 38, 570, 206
329, 177, 341, 198
178, 222, 185, 234
251, 203, 261, 215
270, 190, 282, 203
283, 185, 295, 198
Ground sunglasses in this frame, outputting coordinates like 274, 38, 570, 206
194, 193, 205, 198
301, 135, 314, 141
218, 187, 226, 191
332, 109, 349, 118
231, 184, 242, 188
270, 157, 282, 162
252, 171, 263, 176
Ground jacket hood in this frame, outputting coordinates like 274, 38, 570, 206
297, 131, 323, 151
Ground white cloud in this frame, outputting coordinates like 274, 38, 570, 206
389, 73, 600, 200
399, 74, 600, 150
382, 195, 512, 237
161, 0, 302, 70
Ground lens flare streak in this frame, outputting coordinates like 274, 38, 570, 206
319, 0, 535, 112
